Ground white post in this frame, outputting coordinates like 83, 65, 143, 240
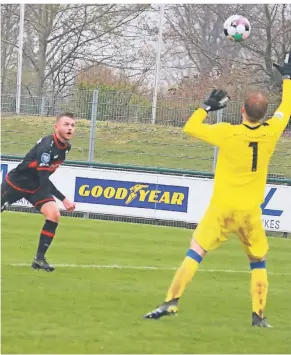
88, 89, 99, 163
151, 3, 164, 125
16, 3, 25, 115
213, 109, 223, 172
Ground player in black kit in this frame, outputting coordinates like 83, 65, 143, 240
1, 112, 77, 272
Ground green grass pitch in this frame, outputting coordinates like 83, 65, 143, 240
1, 212, 291, 354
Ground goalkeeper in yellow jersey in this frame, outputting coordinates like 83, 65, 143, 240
144, 52, 291, 327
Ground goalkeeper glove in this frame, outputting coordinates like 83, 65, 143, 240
201, 89, 230, 112
273, 51, 291, 79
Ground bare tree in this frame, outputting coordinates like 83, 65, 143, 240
240, 4, 291, 89
165, 5, 244, 75
7, 4, 149, 97
1, 4, 19, 91
164, 4, 291, 92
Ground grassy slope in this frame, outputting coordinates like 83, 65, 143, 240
2, 115, 291, 176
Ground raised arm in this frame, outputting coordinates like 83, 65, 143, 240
183, 89, 230, 147
183, 109, 229, 147
267, 52, 291, 135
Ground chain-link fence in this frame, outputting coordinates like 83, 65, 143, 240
1, 86, 291, 178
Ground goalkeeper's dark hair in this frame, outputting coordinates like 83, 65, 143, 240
244, 92, 269, 123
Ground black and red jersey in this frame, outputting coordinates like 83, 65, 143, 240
6, 134, 71, 199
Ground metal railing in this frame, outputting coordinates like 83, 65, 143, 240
1, 86, 291, 178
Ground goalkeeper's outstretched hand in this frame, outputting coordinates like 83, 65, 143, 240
202, 89, 230, 112
273, 51, 291, 79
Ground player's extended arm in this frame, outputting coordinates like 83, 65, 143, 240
269, 52, 291, 134
38, 170, 75, 211
183, 89, 230, 147
267, 79, 291, 134
183, 108, 222, 146
38, 170, 65, 201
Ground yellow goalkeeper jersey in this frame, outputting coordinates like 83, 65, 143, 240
184, 80, 291, 210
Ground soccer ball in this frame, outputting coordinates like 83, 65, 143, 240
223, 15, 251, 42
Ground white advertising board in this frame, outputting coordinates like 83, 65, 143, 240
1, 160, 291, 232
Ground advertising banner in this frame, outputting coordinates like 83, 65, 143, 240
1, 160, 290, 232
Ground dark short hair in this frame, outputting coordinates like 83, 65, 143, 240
56, 112, 76, 121
244, 92, 268, 123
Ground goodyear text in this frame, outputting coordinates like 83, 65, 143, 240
74, 177, 189, 212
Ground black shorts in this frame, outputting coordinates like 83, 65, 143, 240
1, 180, 55, 212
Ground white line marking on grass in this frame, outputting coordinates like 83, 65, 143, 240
8, 263, 291, 276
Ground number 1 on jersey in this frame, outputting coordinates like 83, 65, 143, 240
249, 142, 258, 172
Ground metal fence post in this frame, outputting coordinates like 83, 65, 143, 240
212, 108, 223, 172
84, 88, 99, 220
16, 4, 25, 115
151, 3, 164, 125
88, 89, 99, 163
